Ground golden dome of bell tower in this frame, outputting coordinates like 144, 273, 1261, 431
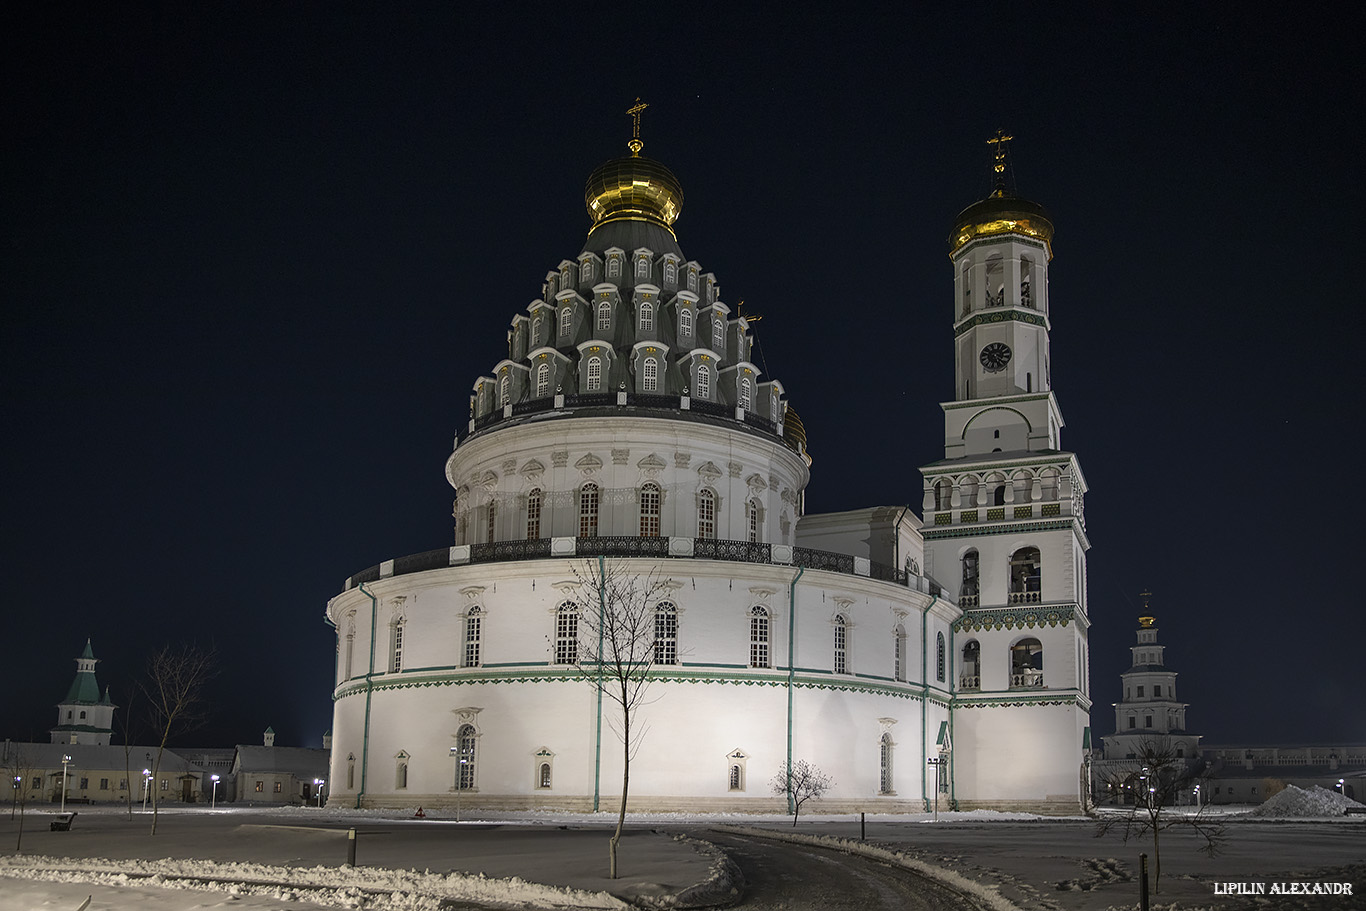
949, 130, 1054, 259
584, 99, 684, 236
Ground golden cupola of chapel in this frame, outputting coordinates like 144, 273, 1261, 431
584, 99, 684, 232
950, 130, 1054, 259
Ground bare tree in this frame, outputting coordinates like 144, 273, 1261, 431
113, 686, 146, 819
4, 743, 37, 851
570, 559, 673, 880
1094, 738, 1224, 891
770, 760, 832, 826
140, 642, 217, 834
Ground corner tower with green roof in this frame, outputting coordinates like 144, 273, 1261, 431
50, 638, 116, 746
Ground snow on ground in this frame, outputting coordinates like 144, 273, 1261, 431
0, 855, 630, 911
1246, 784, 1366, 818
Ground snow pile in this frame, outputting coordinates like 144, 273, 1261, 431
0, 855, 631, 910
1247, 784, 1365, 818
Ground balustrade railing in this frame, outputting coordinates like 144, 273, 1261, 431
576, 536, 670, 558
1011, 671, 1045, 688
1007, 591, 1042, 605
471, 539, 553, 562
959, 675, 980, 690
793, 547, 856, 575
694, 539, 771, 563
464, 389, 785, 442
959, 594, 979, 608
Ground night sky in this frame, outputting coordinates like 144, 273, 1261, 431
5, 5, 1360, 751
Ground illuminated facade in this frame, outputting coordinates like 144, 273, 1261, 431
324, 123, 1091, 813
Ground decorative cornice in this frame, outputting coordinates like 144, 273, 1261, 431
333, 666, 937, 703
953, 692, 1091, 710
953, 604, 1075, 633
953, 309, 1049, 338
924, 518, 1077, 540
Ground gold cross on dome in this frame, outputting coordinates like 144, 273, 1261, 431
627, 98, 648, 155
987, 129, 1014, 194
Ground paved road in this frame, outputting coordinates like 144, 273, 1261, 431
703, 830, 990, 911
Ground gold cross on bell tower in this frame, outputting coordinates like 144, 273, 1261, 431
987, 129, 1014, 196
626, 98, 648, 156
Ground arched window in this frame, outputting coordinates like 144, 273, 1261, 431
347, 755, 355, 790
985, 253, 1004, 306
680, 308, 693, 335
697, 489, 716, 539
636, 256, 649, 278
578, 483, 599, 537
344, 629, 354, 680
960, 640, 980, 689
936, 632, 946, 682
555, 602, 578, 664
455, 724, 476, 790
608, 256, 620, 277
934, 479, 952, 511
559, 306, 572, 336
712, 318, 724, 351
665, 261, 677, 284
396, 760, 408, 789
992, 485, 1006, 506
532, 314, 543, 343
642, 357, 658, 392
749, 606, 770, 668
960, 549, 979, 604
586, 356, 603, 392
464, 606, 482, 667
1020, 255, 1035, 308
526, 488, 542, 539
486, 500, 497, 543
640, 301, 654, 330
739, 377, 752, 410
539, 762, 552, 789
639, 482, 661, 537
746, 498, 761, 543
696, 364, 710, 399
961, 475, 979, 507
729, 763, 742, 790
654, 602, 678, 665
597, 300, 611, 331
1008, 547, 1041, 603
960, 260, 972, 316
1010, 637, 1043, 687
893, 624, 906, 682
879, 733, 894, 794
535, 362, 550, 398
391, 621, 405, 673
833, 615, 847, 674
688, 270, 697, 291
499, 373, 510, 408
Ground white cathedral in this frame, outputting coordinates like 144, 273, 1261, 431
324, 120, 1093, 813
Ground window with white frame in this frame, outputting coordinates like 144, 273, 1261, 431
664, 261, 676, 284
586, 356, 603, 392
344, 629, 354, 680
749, 606, 770, 668
486, 500, 497, 543
526, 488, 542, 539
834, 615, 847, 674
636, 256, 649, 277
697, 488, 716, 539
499, 373, 510, 407
536, 361, 550, 397
879, 733, 894, 794
746, 498, 760, 543
532, 314, 543, 343
639, 482, 661, 537
739, 376, 752, 410
538, 761, 552, 789
396, 756, 408, 789
642, 357, 658, 392
696, 363, 710, 399
455, 725, 476, 790
608, 256, 620, 277
640, 301, 653, 330
578, 483, 599, 536
654, 601, 678, 665
712, 318, 724, 351
464, 607, 482, 667
391, 621, 405, 673
555, 602, 578, 664
597, 300, 611, 331
688, 270, 697, 291
559, 307, 572, 336
680, 308, 693, 335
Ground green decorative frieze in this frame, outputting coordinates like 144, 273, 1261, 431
954, 309, 1048, 338
924, 518, 1076, 540
953, 604, 1075, 633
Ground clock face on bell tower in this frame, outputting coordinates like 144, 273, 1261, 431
979, 343, 1012, 373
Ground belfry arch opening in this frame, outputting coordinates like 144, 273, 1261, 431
1010, 637, 1043, 688
1008, 546, 1041, 603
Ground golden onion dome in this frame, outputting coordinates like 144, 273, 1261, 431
950, 191, 1054, 260
584, 146, 683, 234
782, 405, 811, 465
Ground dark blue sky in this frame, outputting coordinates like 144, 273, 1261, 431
4, 4, 1360, 749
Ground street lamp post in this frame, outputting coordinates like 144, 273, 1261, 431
60, 755, 72, 814
315, 778, 325, 808
11, 776, 19, 819
1338, 778, 1346, 799
926, 757, 943, 821
142, 769, 151, 811
211, 774, 220, 809
450, 747, 468, 822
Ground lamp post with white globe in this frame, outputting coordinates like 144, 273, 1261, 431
142, 769, 151, 811
314, 778, 325, 808
60, 755, 73, 813
210, 774, 220, 809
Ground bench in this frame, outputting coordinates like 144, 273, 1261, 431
50, 812, 77, 831
1345, 806, 1366, 816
